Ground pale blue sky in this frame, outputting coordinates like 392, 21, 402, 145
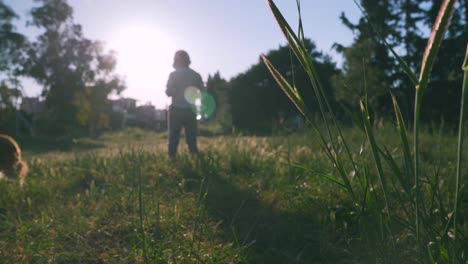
5, 0, 360, 108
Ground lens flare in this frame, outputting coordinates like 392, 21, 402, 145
184, 86, 200, 105
200, 92, 216, 119
183, 87, 217, 119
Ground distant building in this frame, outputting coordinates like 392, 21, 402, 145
131, 104, 156, 127
154, 109, 168, 130
20, 97, 45, 114
17, 97, 45, 136
155, 109, 167, 122
110, 98, 167, 131
127, 103, 167, 130
111, 98, 137, 112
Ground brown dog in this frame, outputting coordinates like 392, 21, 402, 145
0, 134, 28, 187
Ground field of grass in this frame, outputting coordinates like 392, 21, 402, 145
1, 126, 466, 263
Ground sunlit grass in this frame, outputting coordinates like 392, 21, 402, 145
264, 0, 465, 261
1, 127, 465, 262
0, 0, 466, 261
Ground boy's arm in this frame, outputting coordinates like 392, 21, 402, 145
166, 73, 175, 97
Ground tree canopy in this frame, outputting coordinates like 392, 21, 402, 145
0, 1, 26, 133
229, 39, 339, 132
23, 0, 125, 134
1, 0, 467, 135
334, 0, 468, 123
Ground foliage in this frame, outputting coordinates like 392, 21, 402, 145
205, 71, 233, 132
0, 82, 20, 133
23, 0, 125, 135
334, 0, 468, 123
0, 1, 26, 131
230, 41, 338, 132
418, 0, 467, 123
0, 82, 21, 111
332, 0, 400, 117
0, 0, 25, 76
264, 0, 466, 262
332, 38, 393, 115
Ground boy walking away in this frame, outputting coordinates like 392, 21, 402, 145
166, 50, 204, 160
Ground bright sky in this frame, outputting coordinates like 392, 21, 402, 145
5, 0, 360, 109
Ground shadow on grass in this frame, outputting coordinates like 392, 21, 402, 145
18, 136, 105, 155
181, 158, 348, 263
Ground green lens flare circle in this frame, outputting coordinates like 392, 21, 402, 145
183, 87, 216, 119
200, 92, 216, 119
184, 86, 199, 105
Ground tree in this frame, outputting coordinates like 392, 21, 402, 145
417, 0, 467, 123
0, 1, 25, 77
335, 0, 467, 123
332, 38, 394, 116
333, 0, 401, 117
0, 82, 22, 133
0, 1, 26, 133
206, 71, 225, 119
24, 0, 125, 134
206, 71, 232, 131
230, 40, 338, 132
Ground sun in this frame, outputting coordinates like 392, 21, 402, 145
110, 25, 175, 108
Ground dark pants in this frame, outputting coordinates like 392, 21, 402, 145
168, 106, 198, 158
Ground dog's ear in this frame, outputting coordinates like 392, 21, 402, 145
16, 161, 28, 187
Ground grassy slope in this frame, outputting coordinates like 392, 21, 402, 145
0, 127, 466, 263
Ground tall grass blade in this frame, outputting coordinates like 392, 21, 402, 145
391, 96, 414, 187
263, 55, 355, 198
379, 146, 411, 196
417, 0, 457, 94
453, 43, 468, 246
262, 56, 312, 119
413, 0, 457, 243
266, 0, 333, 126
288, 0, 302, 94
265, 0, 357, 200
295, 0, 305, 42
288, 163, 348, 189
294, 0, 363, 198
379, 146, 413, 222
354, 0, 457, 245
360, 101, 390, 217
137, 155, 148, 262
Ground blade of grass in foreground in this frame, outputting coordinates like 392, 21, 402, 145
294, 0, 362, 193
360, 101, 390, 218
417, 0, 457, 94
391, 96, 413, 193
453, 43, 468, 246
265, 0, 357, 200
263, 28, 357, 200
262, 56, 312, 120
413, 0, 457, 243
263, 56, 355, 198
266, 0, 333, 132
287, 163, 348, 189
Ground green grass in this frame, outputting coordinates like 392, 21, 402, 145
263, 0, 466, 261
1, 0, 466, 261
1, 127, 466, 263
